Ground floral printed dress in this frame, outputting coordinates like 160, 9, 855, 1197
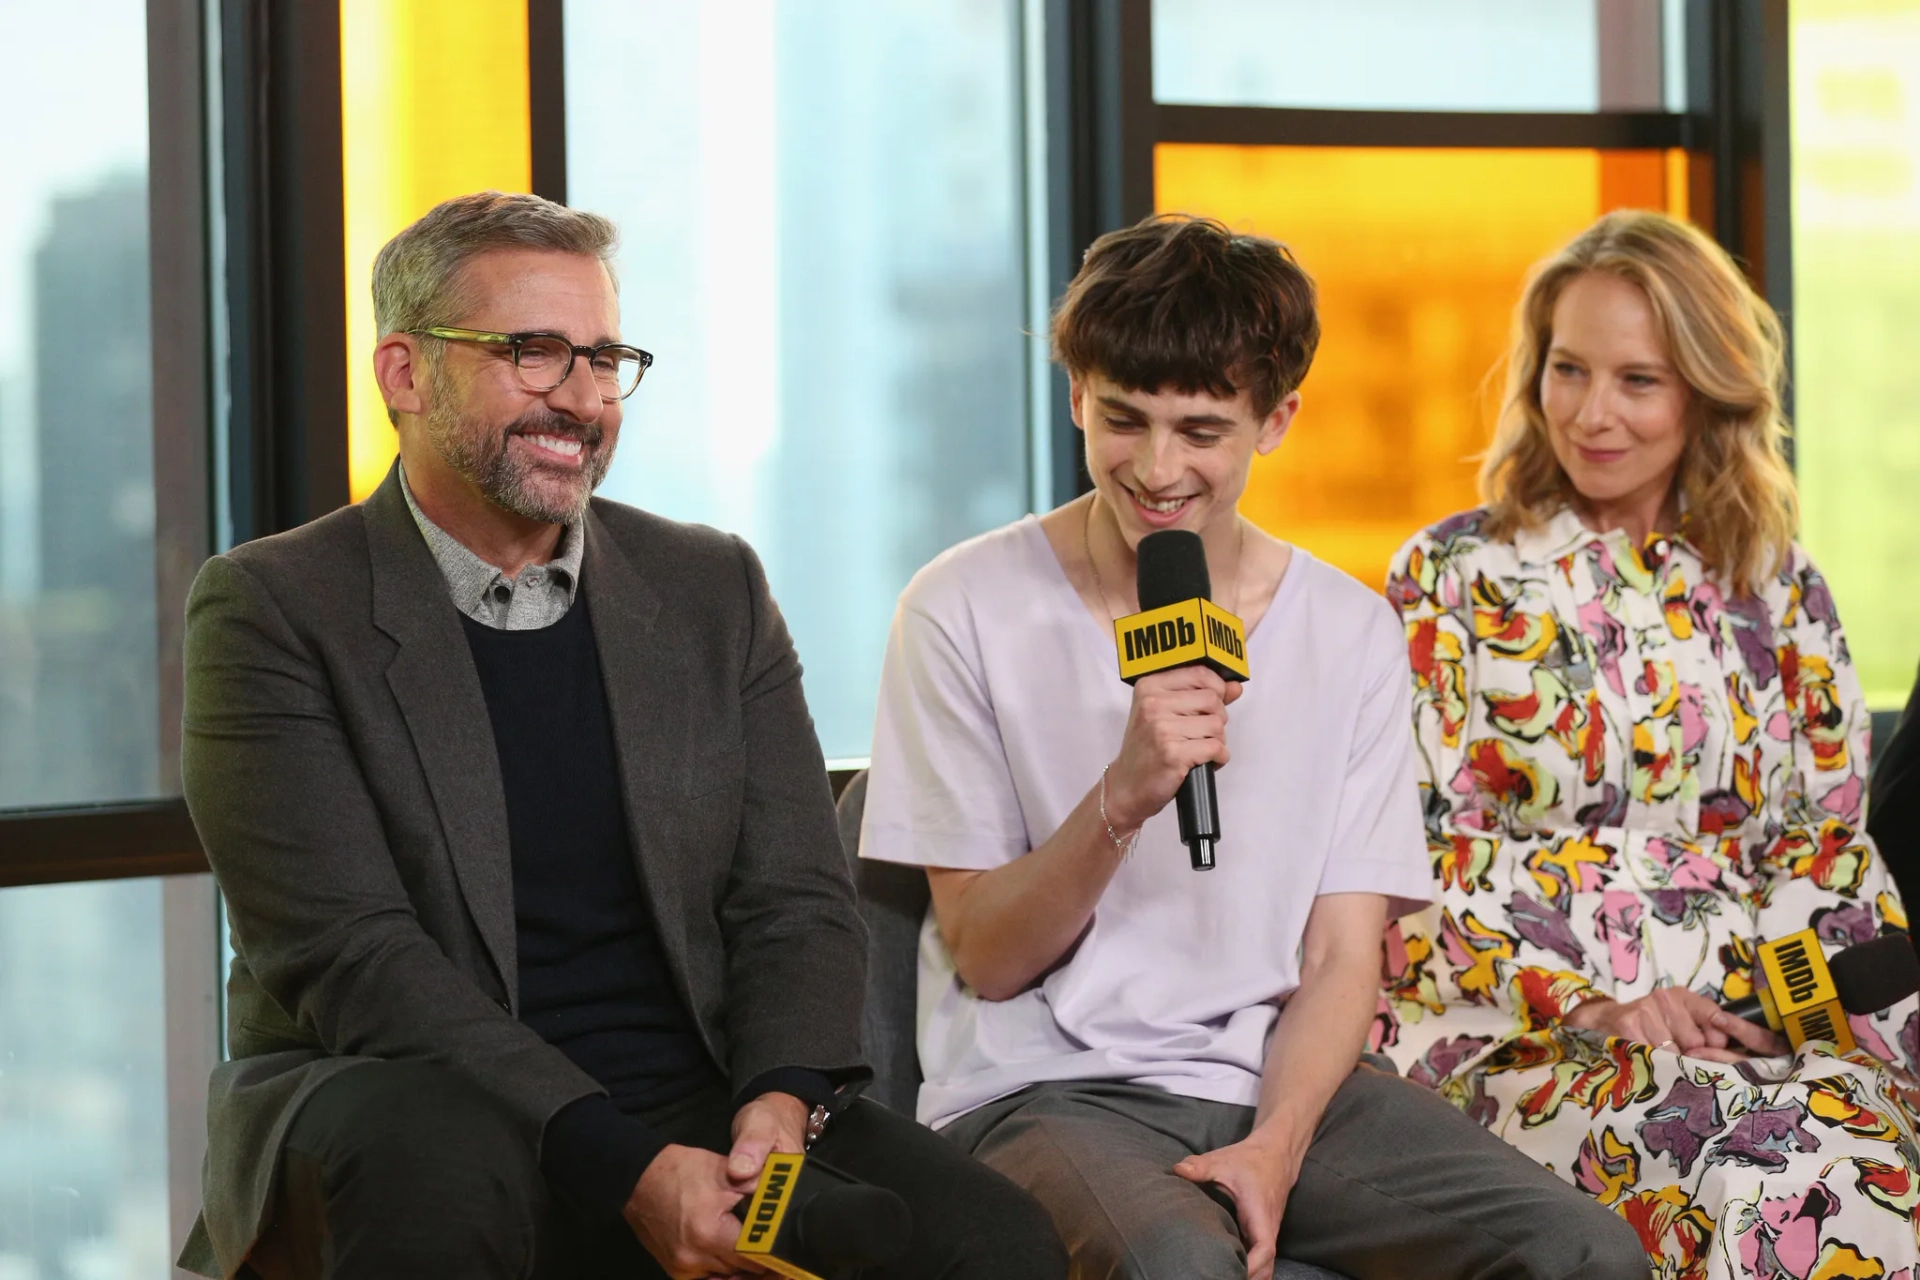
1373, 505, 1920, 1280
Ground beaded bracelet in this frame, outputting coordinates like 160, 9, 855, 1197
1098, 763, 1140, 860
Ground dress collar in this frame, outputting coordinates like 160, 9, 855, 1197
1511, 506, 1597, 566
1510, 504, 1697, 578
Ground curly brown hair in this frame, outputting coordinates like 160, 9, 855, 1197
1051, 214, 1319, 417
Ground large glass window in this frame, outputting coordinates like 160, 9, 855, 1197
0, 879, 170, 1276
566, 0, 1034, 760
0, 5, 195, 1275
1158, 143, 1687, 593
1791, 1, 1920, 710
0, 3, 162, 809
1152, 0, 1682, 113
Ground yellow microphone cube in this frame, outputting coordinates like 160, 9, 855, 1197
1114, 599, 1249, 684
735, 1152, 825, 1280
1755, 929, 1856, 1053
1781, 1000, 1853, 1053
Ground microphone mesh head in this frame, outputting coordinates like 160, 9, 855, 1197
1830, 932, 1920, 1015
1136, 530, 1211, 610
796, 1183, 913, 1269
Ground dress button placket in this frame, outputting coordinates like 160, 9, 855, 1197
1541, 539, 1606, 827
1617, 531, 1660, 831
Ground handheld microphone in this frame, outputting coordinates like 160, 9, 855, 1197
1111, 530, 1250, 871
735, 1152, 912, 1280
1723, 930, 1920, 1052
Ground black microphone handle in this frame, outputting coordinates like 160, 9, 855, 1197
1175, 762, 1220, 871
1721, 993, 1767, 1027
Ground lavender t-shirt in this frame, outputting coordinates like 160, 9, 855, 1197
860, 516, 1433, 1129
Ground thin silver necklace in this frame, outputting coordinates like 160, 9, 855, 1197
1082, 497, 1246, 626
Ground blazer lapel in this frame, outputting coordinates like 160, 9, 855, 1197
580, 509, 712, 1035
363, 467, 519, 1003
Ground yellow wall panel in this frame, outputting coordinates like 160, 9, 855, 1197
341, 0, 532, 502
1156, 144, 1684, 593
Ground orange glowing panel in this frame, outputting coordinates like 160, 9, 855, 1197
1156, 144, 1689, 593
342, 0, 533, 502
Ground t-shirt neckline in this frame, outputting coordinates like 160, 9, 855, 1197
1017, 512, 1308, 658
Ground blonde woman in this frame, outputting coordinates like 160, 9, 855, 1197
1376, 209, 1920, 1279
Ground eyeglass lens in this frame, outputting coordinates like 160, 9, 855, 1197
513, 335, 647, 398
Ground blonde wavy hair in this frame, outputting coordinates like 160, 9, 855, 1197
1480, 209, 1797, 595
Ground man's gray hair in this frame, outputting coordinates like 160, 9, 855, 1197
372, 190, 619, 340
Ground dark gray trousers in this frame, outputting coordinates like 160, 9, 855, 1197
940, 1067, 1651, 1280
248, 1060, 1067, 1280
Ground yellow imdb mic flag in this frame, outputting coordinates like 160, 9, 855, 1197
737, 1153, 822, 1280
734, 1151, 912, 1278
1753, 929, 1856, 1054
1113, 599, 1250, 684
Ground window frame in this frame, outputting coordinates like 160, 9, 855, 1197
0, 4, 228, 1270
1034, 0, 1791, 528
0, 0, 221, 886
1130, 0, 1787, 295
0, 2, 1804, 870
0, 1, 1812, 1265
0, 0, 576, 887
1103, 0, 1828, 738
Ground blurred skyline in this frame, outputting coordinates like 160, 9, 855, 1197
0, 2, 173, 1275
0, 6, 146, 604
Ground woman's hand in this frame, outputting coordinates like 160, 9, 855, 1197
1103, 666, 1243, 832
1173, 1124, 1305, 1280
1563, 988, 1790, 1061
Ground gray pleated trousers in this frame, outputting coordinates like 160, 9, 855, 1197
939, 1066, 1651, 1280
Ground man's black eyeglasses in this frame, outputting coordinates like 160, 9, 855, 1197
413, 326, 654, 401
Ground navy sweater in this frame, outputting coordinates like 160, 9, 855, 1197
462, 600, 827, 1216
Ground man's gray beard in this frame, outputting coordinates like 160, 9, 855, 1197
424, 398, 614, 525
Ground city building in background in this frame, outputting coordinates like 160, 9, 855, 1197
0, 3, 174, 1276
30, 176, 160, 811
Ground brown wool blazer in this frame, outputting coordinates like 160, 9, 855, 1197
175, 466, 867, 1277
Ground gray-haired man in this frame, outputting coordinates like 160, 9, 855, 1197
177, 191, 1065, 1280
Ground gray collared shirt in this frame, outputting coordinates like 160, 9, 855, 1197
400, 467, 583, 630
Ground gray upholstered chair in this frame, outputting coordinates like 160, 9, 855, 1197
836, 768, 929, 1115
832, 770, 1348, 1280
